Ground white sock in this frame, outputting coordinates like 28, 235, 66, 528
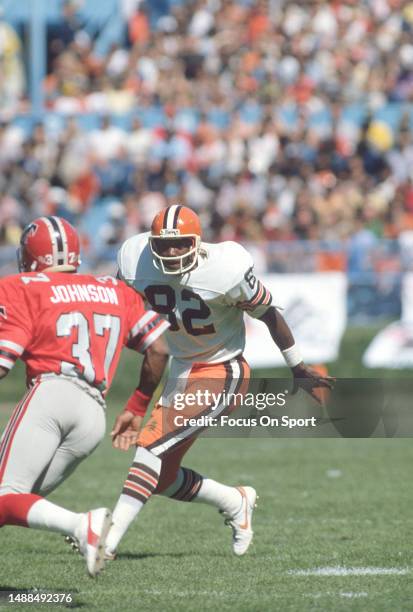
26, 499, 82, 536
105, 446, 161, 554
193, 478, 242, 515
105, 494, 143, 554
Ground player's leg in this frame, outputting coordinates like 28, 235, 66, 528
159, 355, 250, 507
104, 429, 162, 555
33, 379, 111, 575
0, 380, 82, 535
158, 458, 244, 516
156, 357, 256, 554
106, 356, 250, 555
33, 384, 106, 497
0, 379, 111, 574
156, 444, 257, 556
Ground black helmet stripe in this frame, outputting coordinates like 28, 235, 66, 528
54, 216, 69, 264
46, 216, 65, 265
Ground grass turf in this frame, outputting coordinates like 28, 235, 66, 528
1, 326, 412, 611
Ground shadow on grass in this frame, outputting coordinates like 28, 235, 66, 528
117, 551, 191, 560
117, 550, 229, 560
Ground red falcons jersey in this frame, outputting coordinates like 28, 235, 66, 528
0, 272, 169, 393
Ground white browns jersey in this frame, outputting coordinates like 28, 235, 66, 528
117, 233, 272, 364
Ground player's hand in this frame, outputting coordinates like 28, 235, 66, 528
111, 411, 143, 451
291, 363, 335, 406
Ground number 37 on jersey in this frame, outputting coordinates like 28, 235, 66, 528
0, 272, 169, 393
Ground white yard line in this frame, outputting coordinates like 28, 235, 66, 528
289, 566, 410, 576
303, 592, 368, 599
139, 589, 289, 598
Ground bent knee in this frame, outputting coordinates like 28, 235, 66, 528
154, 467, 180, 494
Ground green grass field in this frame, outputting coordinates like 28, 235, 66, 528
1, 326, 413, 611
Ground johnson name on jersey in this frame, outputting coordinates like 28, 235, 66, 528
0, 272, 169, 393
117, 233, 272, 363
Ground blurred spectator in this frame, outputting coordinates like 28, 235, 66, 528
3, 0, 413, 275
88, 116, 127, 160
47, 1, 86, 71
0, 13, 25, 115
129, 4, 151, 47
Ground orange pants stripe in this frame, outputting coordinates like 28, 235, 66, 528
136, 355, 250, 493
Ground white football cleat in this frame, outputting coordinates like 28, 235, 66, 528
74, 508, 113, 577
64, 535, 116, 562
221, 486, 257, 556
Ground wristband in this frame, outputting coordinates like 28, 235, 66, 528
125, 389, 151, 417
281, 344, 303, 368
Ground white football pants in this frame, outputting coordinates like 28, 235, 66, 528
0, 376, 106, 496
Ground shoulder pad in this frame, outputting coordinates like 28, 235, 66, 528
117, 233, 150, 283
219, 242, 254, 288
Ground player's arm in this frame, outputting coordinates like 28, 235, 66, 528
111, 335, 169, 450
259, 306, 335, 403
112, 284, 170, 450
137, 335, 169, 396
0, 278, 31, 381
226, 248, 334, 404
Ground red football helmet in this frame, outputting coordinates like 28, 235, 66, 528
149, 205, 202, 274
17, 216, 81, 272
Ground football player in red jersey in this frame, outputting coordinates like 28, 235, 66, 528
0, 216, 169, 577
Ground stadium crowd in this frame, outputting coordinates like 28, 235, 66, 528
1, 0, 413, 270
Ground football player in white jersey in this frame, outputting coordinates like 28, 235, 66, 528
105, 205, 334, 558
